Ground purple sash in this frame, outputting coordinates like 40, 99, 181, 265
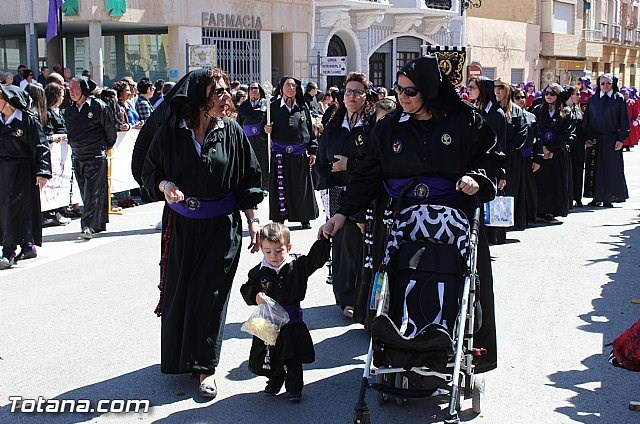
167, 192, 237, 219
282, 303, 303, 325
383, 177, 458, 203
271, 142, 306, 155
242, 122, 262, 137
521, 147, 533, 158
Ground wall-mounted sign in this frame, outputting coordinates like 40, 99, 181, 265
320, 56, 347, 76
189, 45, 217, 68
202, 12, 262, 29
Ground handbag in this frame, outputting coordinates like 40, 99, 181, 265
484, 196, 515, 227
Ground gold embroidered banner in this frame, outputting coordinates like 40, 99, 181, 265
427, 46, 467, 87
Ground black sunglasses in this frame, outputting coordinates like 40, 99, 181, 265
600, 82, 612, 86
394, 84, 419, 97
544, 91, 557, 96
514, 95, 525, 100
212, 86, 229, 96
249, 86, 260, 90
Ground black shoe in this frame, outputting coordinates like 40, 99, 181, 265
0, 255, 15, 270
15, 247, 37, 261
301, 222, 311, 230
574, 201, 583, 208
42, 218, 60, 227
603, 202, 614, 208
288, 391, 302, 402
264, 379, 283, 396
587, 200, 600, 207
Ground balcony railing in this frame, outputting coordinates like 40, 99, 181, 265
601, 21, 609, 41
583, 28, 603, 42
425, 0, 453, 9
624, 28, 634, 44
636, 30, 640, 46
611, 24, 622, 42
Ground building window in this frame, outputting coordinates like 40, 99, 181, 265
510, 68, 525, 85
483, 67, 496, 80
604, 62, 611, 73
369, 53, 385, 88
101, 34, 169, 86
396, 52, 418, 70
553, 1, 575, 34
202, 28, 260, 83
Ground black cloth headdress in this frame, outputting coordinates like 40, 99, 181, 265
277, 76, 305, 106
168, 68, 213, 113
595, 73, 619, 95
0, 83, 30, 110
75, 76, 97, 97
396, 55, 442, 104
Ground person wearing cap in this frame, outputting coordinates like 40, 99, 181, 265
320, 55, 503, 374
65, 76, 117, 239
583, 73, 630, 207
237, 82, 269, 191
0, 84, 52, 269
264, 76, 319, 229
531, 83, 575, 221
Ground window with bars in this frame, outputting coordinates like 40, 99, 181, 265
396, 52, 419, 71
369, 53, 385, 88
510, 68, 525, 85
483, 68, 496, 80
202, 28, 260, 83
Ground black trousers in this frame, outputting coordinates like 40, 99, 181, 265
74, 156, 109, 232
331, 219, 363, 307
267, 359, 303, 393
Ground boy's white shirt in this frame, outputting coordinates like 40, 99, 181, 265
260, 254, 293, 274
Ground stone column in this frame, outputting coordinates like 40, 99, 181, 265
89, 21, 104, 86
260, 30, 272, 86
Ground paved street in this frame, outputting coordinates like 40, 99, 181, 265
1, 151, 640, 424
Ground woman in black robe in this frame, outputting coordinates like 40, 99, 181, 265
468, 76, 507, 244
315, 72, 375, 317
320, 56, 503, 374
142, 68, 264, 398
264, 76, 319, 228
532, 83, 575, 220
0, 84, 51, 269
513, 88, 543, 224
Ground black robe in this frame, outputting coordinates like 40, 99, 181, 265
316, 116, 369, 308
337, 107, 504, 373
240, 238, 331, 376
532, 105, 575, 217
569, 105, 586, 204
64, 98, 117, 231
503, 104, 529, 230
266, 99, 319, 223
142, 117, 264, 375
237, 98, 269, 190
520, 110, 543, 223
0, 111, 51, 248
584, 92, 630, 203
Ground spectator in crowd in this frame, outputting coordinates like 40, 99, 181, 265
46, 72, 65, 87
121, 76, 139, 106
375, 86, 387, 100
304, 81, 319, 118
321, 87, 342, 127
81, 69, 91, 78
52, 63, 63, 75
374, 97, 396, 121
584, 74, 630, 207
235, 89, 247, 107
37, 66, 50, 86
237, 82, 269, 191
65, 76, 117, 239
135, 78, 155, 123
0, 84, 51, 269
524, 81, 536, 109
63, 68, 72, 82
153, 81, 175, 108
230, 80, 241, 95
264, 76, 320, 229
113, 80, 142, 128
19, 69, 35, 90
13, 65, 26, 87
150, 79, 164, 105
141, 67, 264, 398
3, 73, 13, 85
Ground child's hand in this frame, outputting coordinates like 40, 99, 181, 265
255, 292, 268, 305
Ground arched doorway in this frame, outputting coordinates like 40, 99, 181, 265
327, 35, 347, 88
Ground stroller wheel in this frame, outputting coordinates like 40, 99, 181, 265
375, 373, 390, 405
394, 373, 409, 407
472, 375, 485, 414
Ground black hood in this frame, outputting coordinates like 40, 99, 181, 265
396, 55, 441, 105
168, 68, 212, 112
0, 84, 30, 110
277, 76, 305, 105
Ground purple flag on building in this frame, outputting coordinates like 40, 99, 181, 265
46, 0, 64, 42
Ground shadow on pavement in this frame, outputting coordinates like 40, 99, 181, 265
42, 228, 158, 243
547, 217, 640, 424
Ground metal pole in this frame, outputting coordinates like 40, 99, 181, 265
317, 51, 321, 88
59, 3, 64, 68
185, 42, 189, 75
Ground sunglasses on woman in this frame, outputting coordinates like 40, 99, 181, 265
212, 87, 229, 96
544, 91, 557, 96
514, 95, 525, 100
393, 84, 420, 97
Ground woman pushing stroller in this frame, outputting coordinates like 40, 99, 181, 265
319, 55, 504, 375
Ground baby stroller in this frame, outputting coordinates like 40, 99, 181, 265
354, 202, 485, 424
